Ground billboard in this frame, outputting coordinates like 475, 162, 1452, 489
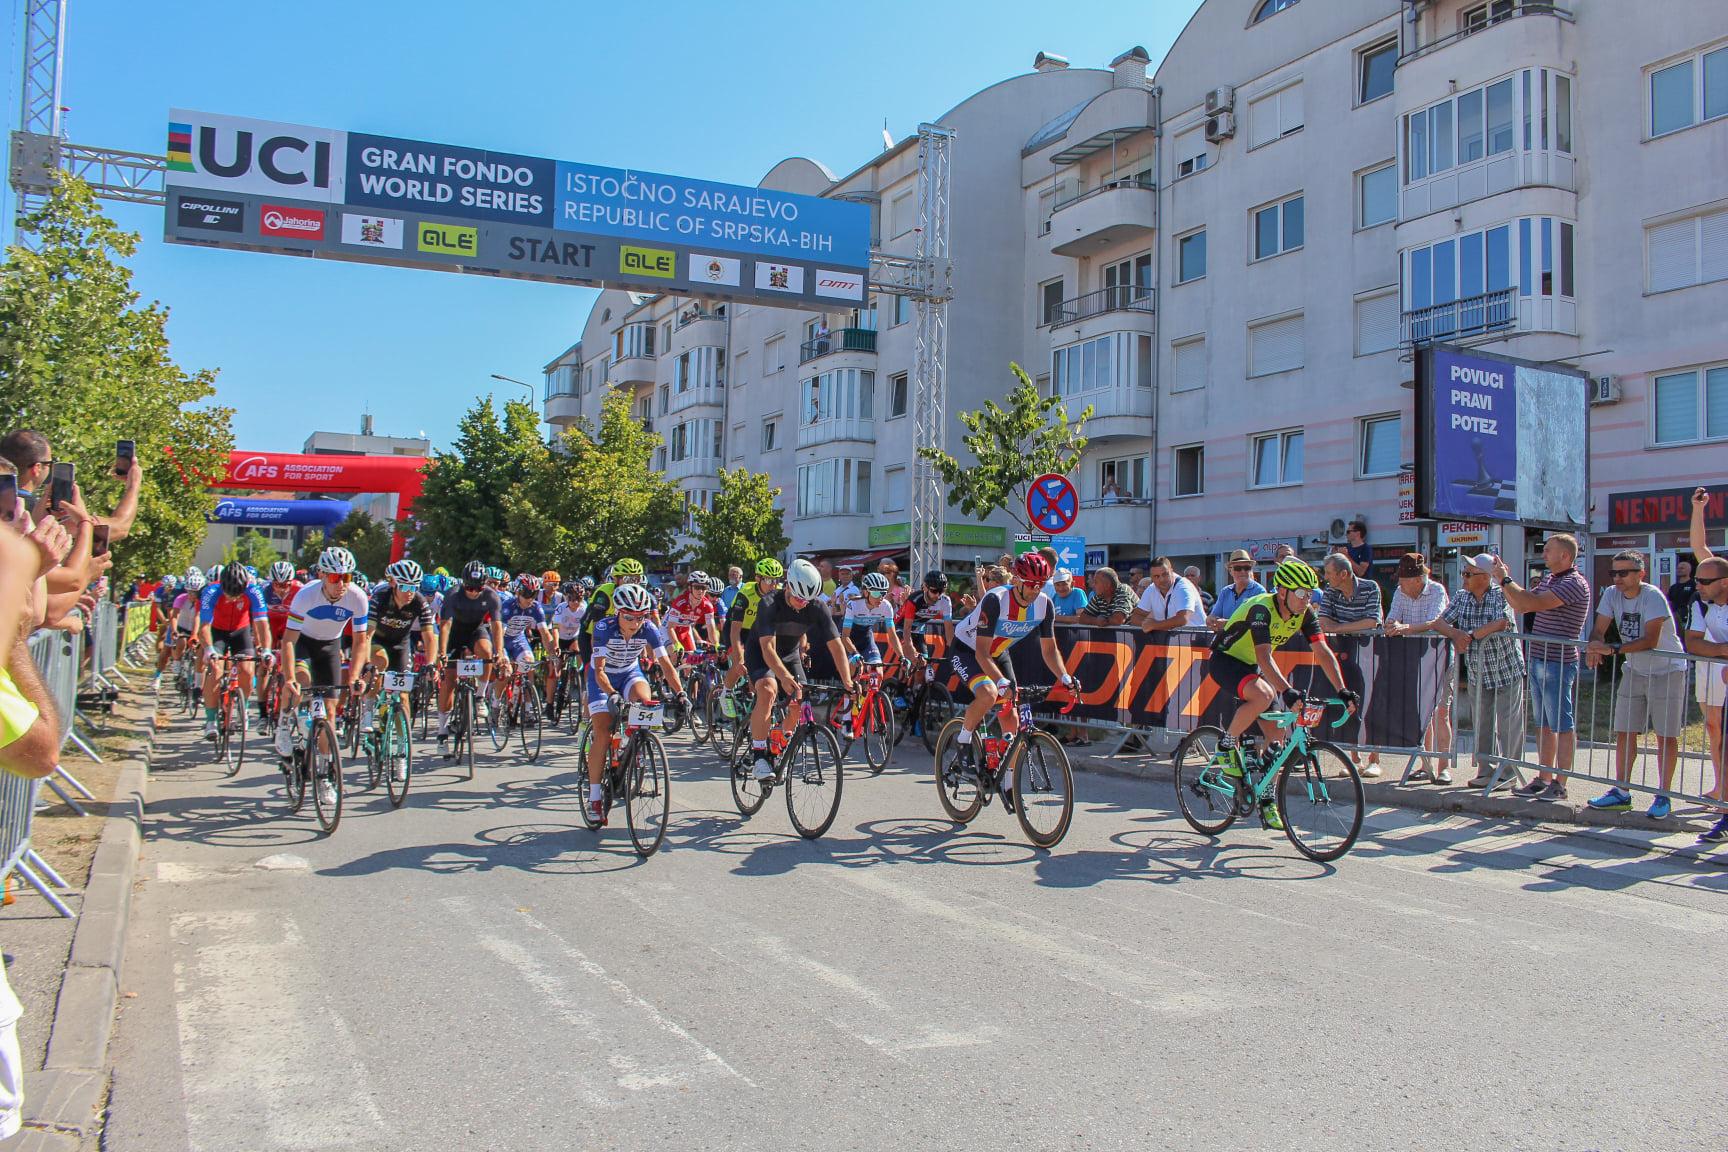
1415, 344, 1589, 529
163, 109, 871, 307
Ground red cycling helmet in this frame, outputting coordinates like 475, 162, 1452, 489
1012, 552, 1052, 584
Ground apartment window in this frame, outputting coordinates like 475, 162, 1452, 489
797, 458, 872, 517
1358, 415, 1401, 477
1653, 364, 1728, 445
1405, 75, 1526, 182
1173, 444, 1205, 498
1647, 208, 1728, 293
1248, 82, 1304, 149
803, 368, 874, 425
1051, 334, 1125, 396
1171, 337, 1206, 393
1250, 429, 1304, 488
893, 294, 913, 326
1354, 289, 1400, 356
1177, 230, 1206, 283
660, 321, 672, 351
1252, 195, 1304, 260
889, 371, 909, 418
733, 351, 748, 388
1651, 46, 1728, 137
765, 336, 784, 373
889, 189, 915, 238
762, 418, 779, 452
1248, 314, 1304, 377
612, 323, 655, 361
884, 466, 907, 512
1405, 222, 1517, 311
658, 384, 670, 414
1358, 40, 1396, 105
729, 422, 745, 461
1462, 0, 1514, 34
1251, 0, 1299, 23
1174, 128, 1209, 178
1099, 456, 1148, 501
1358, 163, 1396, 228
1040, 278, 1064, 326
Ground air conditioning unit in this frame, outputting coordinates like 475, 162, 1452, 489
1327, 517, 1349, 545
1205, 86, 1236, 114
1589, 375, 1621, 405
1204, 112, 1236, 143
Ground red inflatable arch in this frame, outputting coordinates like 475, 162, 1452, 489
210, 451, 427, 562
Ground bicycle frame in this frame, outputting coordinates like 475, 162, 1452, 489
1206, 700, 1351, 806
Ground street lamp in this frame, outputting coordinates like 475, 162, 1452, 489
490, 373, 546, 439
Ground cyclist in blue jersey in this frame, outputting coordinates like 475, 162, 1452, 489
584, 582, 688, 825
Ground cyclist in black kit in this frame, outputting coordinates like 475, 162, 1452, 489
435, 560, 504, 751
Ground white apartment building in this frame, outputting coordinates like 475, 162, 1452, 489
547, 0, 1728, 588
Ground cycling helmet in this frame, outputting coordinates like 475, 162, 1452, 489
612, 557, 645, 580
861, 572, 890, 595
160, 575, 179, 591
1273, 558, 1320, 592
923, 570, 949, 592
688, 569, 709, 589
704, 575, 725, 596
612, 582, 654, 614
184, 565, 203, 584
420, 575, 439, 595
462, 560, 486, 587
219, 564, 250, 596
784, 558, 824, 601
269, 560, 295, 584
1012, 551, 1052, 584
754, 557, 784, 580
386, 559, 423, 585
580, 576, 596, 592
318, 547, 357, 576
358, 574, 374, 592
183, 571, 206, 593
542, 570, 560, 584
517, 574, 541, 595
206, 564, 224, 582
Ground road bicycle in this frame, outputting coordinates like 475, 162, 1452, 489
441, 655, 485, 780
892, 653, 957, 754
548, 649, 585, 731
411, 659, 438, 741
726, 682, 845, 839
643, 659, 685, 738
257, 652, 286, 730
279, 686, 345, 834
824, 662, 895, 774
206, 654, 250, 777
932, 682, 1077, 849
679, 648, 720, 745
486, 659, 545, 762
1170, 696, 1363, 863
357, 667, 416, 808
176, 648, 202, 719
709, 673, 753, 752
576, 693, 672, 857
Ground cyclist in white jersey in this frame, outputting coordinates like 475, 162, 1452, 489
273, 548, 371, 770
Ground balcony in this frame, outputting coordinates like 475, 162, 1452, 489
666, 454, 720, 482
800, 327, 877, 365
1043, 180, 1156, 257
544, 392, 583, 426
1058, 385, 1152, 443
611, 354, 655, 388
1401, 286, 1575, 346
1050, 285, 1154, 330
666, 382, 724, 415
676, 304, 726, 330
797, 415, 876, 449
1398, 3, 1572, 66
1401, 149, 1576, 222
1076, 497, 1153, 546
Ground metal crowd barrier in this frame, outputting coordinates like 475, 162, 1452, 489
6, 626, 96, 917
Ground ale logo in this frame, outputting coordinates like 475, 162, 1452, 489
620, 245, 675, 279
418, 222, 478, 257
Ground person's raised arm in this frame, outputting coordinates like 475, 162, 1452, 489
0, 641, 59, 779
95, 450, 145, 541
1691, 487, 1716, 562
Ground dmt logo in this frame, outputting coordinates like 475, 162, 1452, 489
231, 455, 279, 482
418, 222, 478, 257
620, 245, 675, 279
259, 204, 325, 241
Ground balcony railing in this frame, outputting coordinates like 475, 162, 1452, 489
1051, 177, 1155, 215
797, 415, 877, 449
1401, 287, 1515, 345
1050, 285, 1155, 327
800, 327, 877, 364
666, 382, 724, 414
676, 304, 726, 329
1399, 3, 1571, 65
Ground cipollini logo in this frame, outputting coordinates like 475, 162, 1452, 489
259, 203, 325, 240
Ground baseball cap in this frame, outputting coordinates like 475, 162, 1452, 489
1397, 552, 1428, 578
1464, 554, 1498, 574
1054, 568, 1074, 584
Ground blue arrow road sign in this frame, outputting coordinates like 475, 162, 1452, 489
1053, 535, 1085, 577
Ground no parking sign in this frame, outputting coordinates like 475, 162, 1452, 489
1026, 473, 1077, 535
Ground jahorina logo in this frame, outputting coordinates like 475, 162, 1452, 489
232, 455, 278, 482
259, 204, 325, 241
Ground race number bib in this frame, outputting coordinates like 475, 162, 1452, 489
383, 671, 415, 692
456, 660, 485, 678
627, 703, 664, 729
307, 698, 326, 719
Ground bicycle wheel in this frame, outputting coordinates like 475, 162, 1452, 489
281, 747, 306, 815
686, 673, 711, 745
184, 670, 201, 718
625, 731, 671, 857
886, 679, 912, 746
728, 723, 768, 817
564, 670, 585, 734
1010, 731, 1074, 849
383, 701, 412, 809
783, 725, 844, 840
1172, 725, 1239, 837
517, 681, 544, 763
661, 690, 685, 737
920, 683, 955, 754
311, 718, 343, 834
576, 725, 602, 831
822, 696, 857, 760
931, 719, 984, 824
862, 693, 895, 775
221, 689, 247, 777
1278, 741, 1364, 863
487, 684, 512, 752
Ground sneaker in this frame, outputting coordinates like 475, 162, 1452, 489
720, 694, 737, 720
1513, 779, 1548, 799
752, 757, 775, 782
1406, 766, 1433, 784
202, 720, 218, 741
316, 779, 337, 809
360, 702, 377, 733
588, 798, 608, 826
1587, 787, 1632, 812
1466, 774, 1502, 789
392, 759, 408, 784
1358, 762, 1383, 779
1648, 795, 1672, 820
1539, 780, 1568, 802
1434, 767, 1454, 785
273, 723, 294, 758
1260, 801, 1285, 831
1698, 815, 1728, 844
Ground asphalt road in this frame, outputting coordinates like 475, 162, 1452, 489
107, 705, 1728, 1151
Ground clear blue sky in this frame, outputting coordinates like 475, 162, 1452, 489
24, 0, 1199, 452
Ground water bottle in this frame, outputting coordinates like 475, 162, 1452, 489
769, 728, 789, 756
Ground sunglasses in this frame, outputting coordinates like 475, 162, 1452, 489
323, 573, 351, 583
1611, 568, 1641, 577
1697, 576, 1725, 586
619, 609, 648, 620
1230, 563, 1254, 572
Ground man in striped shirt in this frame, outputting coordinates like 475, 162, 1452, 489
1494, 535, 1591, 801
1318, 552, 1386, 778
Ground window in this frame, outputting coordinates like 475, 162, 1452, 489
673, 346, 720, 393
1358, 415, 1401, 477
1649, 46, 1728, 137
1173, 444, 1204, 498
612, 323, 655, 361
658, 384, 670, 415
889, 189, 915, 237
1653, 364, 1728, 445
1252, 195, 1304, 260
730, 422, 745, 461
1248, 82, 1304, 149
1354, 289, 1400, 356
660, 321, 671, 352
1177, 230, 1206, 283
1098, 456, 1148, 501
1358, 40, 1396, 104
732, 351, 748, 389
1358, 164, 1396, 228
1174, 129, 1209, 178
1405, 75, 1525, 182
894, 294, 913, 326
1251, 0, 1299, 23
802, 368, 875, 425
1250, 429, 1304, 488
1647, 208, 1728, 293
889, 372, 909, 418
797, 458, 872, 517
1051, 334, 1143, 396
1040, 278, 1064, 326
1248, 314, 1304, 377
804, 318, 824, 344
1172, 337, 1206, 393
762, 418, 779, 452
765, 336, 784, 373
1462, 0, 1514, 34
884, 466, 907, 512
1404, 222, 1518, 311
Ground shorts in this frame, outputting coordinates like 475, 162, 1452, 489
586, 664, 645, 713
949, 644, 1007, 694
1206, 651, 1262, 701
1697, 661, 1727, 709
174, 623, 194, 639
747, 655, 805, 685
1528, 657, 1578, 734
557, 635, 581, 656
372, 633, 414, 673
296, 634, 345, 690
504, 638, 535, 665
1614, 666, 1688, 738
445, 621, 488, 658
210, 626, 256, 659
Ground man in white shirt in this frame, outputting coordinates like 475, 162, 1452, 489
1129, 556, 1203, 633
1383, 552, 1453, 782
1683, 555, 1728, 830
1587, 549, 1688, 819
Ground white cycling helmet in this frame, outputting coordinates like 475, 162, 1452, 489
784, 558, 824, 601
183, 571, 207, 592
318, 546, 357, 575
612, 582, 654, 614
688, 569, 709, 588
704, 575, 725, 596
268, 560, 296, 583
183, 566, 203, 584
386, 559, 423, 585
861, 572, 890, 595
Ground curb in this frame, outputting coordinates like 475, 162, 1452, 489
17, 681, 157, 1148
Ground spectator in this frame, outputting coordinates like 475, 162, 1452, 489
1272, 543, 1296, 563
1345, 520, 1373, 579
1074, 566, 1136, 626
1127, 565, 1146, 589
1317, 552, 1385, 777
1383, 553, 1454, 782
1130, 557, 1203, 633
1184, 565, 1215, 613
720, 566, 743, 614
1585, 550, 1687, 819
831, 563, 859, 619
1133, 576, 1152, 598
1494, 535, 1591, 801
995, 553, 1015, 571
0, 429, 144, 544
1101, 479, 1123, 505
1210, 550, 1267, 628
1668, 557, 1698, 636
1429, 555, 1525, 790
815, 558, 838, 599
1048, 569, 1088, 616
1036, 545, 1061, 597
876, 559, 907, 610
0, 456, 97, 629
1684, 556, 1728, 835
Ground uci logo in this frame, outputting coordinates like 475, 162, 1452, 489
196, 126, 333, 189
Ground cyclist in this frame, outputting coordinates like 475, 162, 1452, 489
899, 570, 955, 676
539, 571, 562, 613
195, 564, 270, 740
169, 570, 205, 667
436, 560, 505, 752
273, 548, 372, 789
577, 557, 645, 670
948, 552, 1076, 800
665, 570, 722, 655
256, 560, 302, 718
549, 581, 588, 714
499, 573, 556, 693
720, 558, 783, 719
1208, 558, 1358, 829
745, 559, 856, 782
360, 559, 437, 746
585, 582, 688, 825
150, 575, 180, 683
842, 571, 906, 669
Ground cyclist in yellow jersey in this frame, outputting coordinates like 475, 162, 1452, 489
719, 558, 783, 718
576, 558, 644, 670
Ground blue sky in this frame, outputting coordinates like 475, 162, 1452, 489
22, 0, 1199, 452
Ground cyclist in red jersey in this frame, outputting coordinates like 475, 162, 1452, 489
665, 571, 722, 653
257, 560, 302, 718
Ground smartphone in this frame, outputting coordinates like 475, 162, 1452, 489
0, 473, 15, 524
92, 524, 110, 556
114, 439, 135, 477
49, 461, 74, 512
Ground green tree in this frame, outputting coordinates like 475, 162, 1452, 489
689, 468, 788, 576
916, 362, 1089, 532
0, 174, 234, 590
408, 396, 544, 572
223, 530, 284, 573
294, 511, 392, 576
503, 391, 683, 579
